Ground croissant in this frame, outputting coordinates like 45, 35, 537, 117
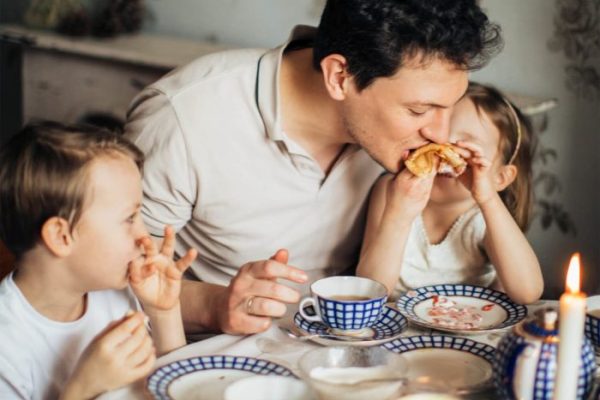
404, 143, 467, 178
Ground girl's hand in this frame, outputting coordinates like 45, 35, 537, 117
384, 168, 435, 221
61, 312, 155, 400
129, 226, 198, 312
455, 140, 497, 204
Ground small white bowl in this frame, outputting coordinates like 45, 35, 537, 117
393, 377, 462, 399
298, 346, 407, 400
224, 375, 315, 400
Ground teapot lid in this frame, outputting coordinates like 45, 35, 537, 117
522, 307, 559, 339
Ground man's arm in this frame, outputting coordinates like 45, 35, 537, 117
180, 280, 225, 332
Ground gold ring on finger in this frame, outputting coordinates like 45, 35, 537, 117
246, 296, 256, 315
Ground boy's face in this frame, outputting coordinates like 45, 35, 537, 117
340, 55, 468, 173
68, 155, 147, 291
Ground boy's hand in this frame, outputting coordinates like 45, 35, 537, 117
455, 140, 496, 204
129, 226, 198, 312
62, 312, 155, 400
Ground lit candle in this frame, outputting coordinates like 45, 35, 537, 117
553, 253, 586, 400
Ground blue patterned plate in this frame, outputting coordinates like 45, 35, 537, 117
294, 304, 408, 346
396, 284, 527, 334
147, 355, 295, 400
382, 335, 496, 393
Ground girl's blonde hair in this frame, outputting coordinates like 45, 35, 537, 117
466, 82, 536, 231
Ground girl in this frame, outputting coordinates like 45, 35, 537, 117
357, 82, 543, 304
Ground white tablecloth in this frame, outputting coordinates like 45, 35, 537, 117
98, 301, 556, 400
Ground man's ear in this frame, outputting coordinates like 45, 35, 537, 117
495, 164, 518, 191
320, 54, 351, 101
40, 217, 74, 257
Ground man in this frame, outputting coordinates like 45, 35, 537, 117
125, 0, 502, 335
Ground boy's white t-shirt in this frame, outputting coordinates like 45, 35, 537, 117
0, 272, 139, 400
394, 206, 497, 298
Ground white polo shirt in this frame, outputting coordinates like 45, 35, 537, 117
125, 26, 384, 287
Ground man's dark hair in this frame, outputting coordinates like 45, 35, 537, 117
0, 121, 144, 259
313, 0, 502, 91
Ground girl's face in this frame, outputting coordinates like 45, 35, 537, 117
429, 96, 502, 204
68, 155, 148, 292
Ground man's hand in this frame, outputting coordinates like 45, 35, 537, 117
215, 249, 308, 335
61, 312, 155, 400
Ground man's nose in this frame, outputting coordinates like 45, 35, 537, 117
421, 108, 451, 144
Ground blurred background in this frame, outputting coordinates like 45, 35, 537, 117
0, 0, 598, 298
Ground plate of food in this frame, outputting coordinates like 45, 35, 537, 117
396, 284, 527, 334
147, 355, 295, 400
294, 304, 408, 346
381, 335, 496, 394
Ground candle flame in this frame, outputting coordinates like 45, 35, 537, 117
566, 252, 581, 293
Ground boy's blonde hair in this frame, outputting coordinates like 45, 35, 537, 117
466, 82, 537, 230
0, 122, 144, 259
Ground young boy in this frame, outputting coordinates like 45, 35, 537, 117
0, 122, 197, 399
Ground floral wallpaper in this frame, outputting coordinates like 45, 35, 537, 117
548, 0, 600, 101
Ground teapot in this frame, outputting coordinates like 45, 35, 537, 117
493, 307, 596, 399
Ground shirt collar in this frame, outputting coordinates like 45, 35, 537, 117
255, 25, 317, 142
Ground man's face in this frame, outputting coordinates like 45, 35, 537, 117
340, 55, 469, 173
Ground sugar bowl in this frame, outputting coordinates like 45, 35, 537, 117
493, 307, 596, 399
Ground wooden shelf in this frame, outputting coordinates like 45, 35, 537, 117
0, 24, 227, 70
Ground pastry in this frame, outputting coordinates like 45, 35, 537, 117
404, 143, 467, 177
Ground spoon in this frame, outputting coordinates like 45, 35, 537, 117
279, 327, 366, 342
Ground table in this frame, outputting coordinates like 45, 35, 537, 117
98, 300, 564, 400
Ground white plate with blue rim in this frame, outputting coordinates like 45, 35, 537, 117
396, 284, 527, 334
382, 335, 496, 394
146, 355, 296, 400
293, 304, 408, 346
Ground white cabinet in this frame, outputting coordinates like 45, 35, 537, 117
0, 24, 226, 137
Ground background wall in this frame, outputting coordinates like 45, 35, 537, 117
0, 1, 26, 24
143, 0, 323, 47
473, 0, 600, 298
2, 0, 598, 298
